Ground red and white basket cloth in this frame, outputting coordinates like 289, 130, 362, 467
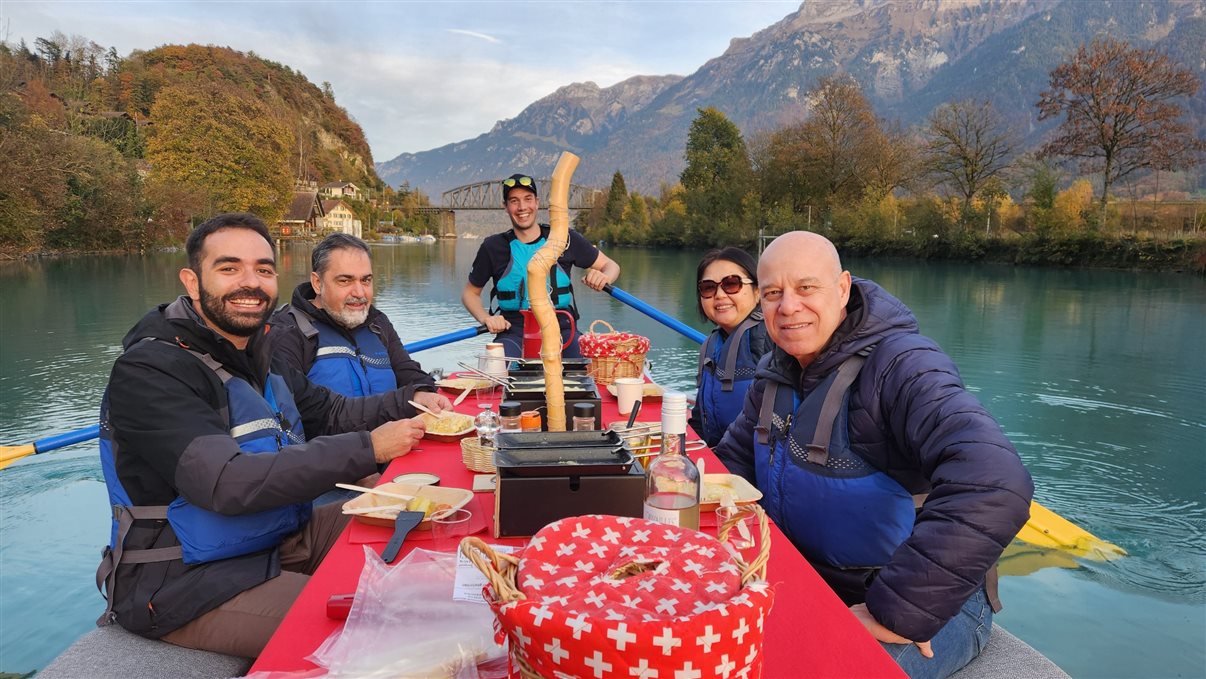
485, 514, 774, 679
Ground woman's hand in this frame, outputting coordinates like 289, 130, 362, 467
849, 603, 934, 659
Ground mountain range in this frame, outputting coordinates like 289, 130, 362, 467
377, 0, 1205, 199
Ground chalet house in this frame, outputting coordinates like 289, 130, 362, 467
320, 199, 362, 238
275, 190, 324, 239
319, 181, 362, 201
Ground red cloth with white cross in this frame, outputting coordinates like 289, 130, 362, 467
487, 514, 774, 679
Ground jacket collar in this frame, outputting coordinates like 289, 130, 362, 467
291, 281, 382, 336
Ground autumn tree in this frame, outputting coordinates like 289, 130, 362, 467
146, 83, 295, 223
604, 171, 628, 225
924, 99, 1015, 221
1037, 37, 1205, 222
680, 107, 752, 245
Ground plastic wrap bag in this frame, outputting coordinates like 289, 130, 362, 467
307, 546, 507, 678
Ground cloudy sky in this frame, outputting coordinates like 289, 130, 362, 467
3, 1, 799, 163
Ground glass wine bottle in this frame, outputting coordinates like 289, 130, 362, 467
642, 392, 700, 530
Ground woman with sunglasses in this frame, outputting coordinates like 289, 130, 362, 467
689, 247, 773, 448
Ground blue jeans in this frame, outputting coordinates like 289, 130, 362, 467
881, 587, 994, 679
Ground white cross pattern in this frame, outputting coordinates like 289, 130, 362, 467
695, 545, 717, 559
756, 614, 765, 631
662, 528, 683, 542
556, 575, 580, 587
500, 601, 518, 614
542, 595, 569, 606
671, 579, 691, 593
556, 542, 578, 557
528, 535, 547, 551
585, 590, 607, 608
631, 528, 652, 543
540, 562, 559, 574
530, 604, 553, 627
615, 516, 634, 526
584, 650, 613, 678
718, 562, 739, 575
651, 546, 670, 556
512, 627, 531, 649
733, 617, 749, 643
522, 575, 546, 589
602, 527, 622, 544
682, 559, 704, 576
620, 546, 639, 558
692, 601, 717, 615
735, 666, 752, 679
589, 543, 609, 558
652, 627, 683, 655
744, 645, 758, 667
731, 592, 753, 608
576, 559, 596, 573
630, 658, 659, 678
715, 654, 736, 678
674, 661, 703, 679
621, 594, 643, 608
746, 581, 769, 594
605, 609, 625, 620
636, 579, 657, 592
545, 637, 569, 664
696, 625, 721, 653
655, 597, 679, 614
573, 522, 592, 539
567, 612, 593, 639
607, 621, 637, 651
706, 582, 727, 593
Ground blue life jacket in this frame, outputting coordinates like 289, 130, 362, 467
752, 349, 915, 569
99, 341, 311, 566
492, 234, 576, 313
696, 311, 763, 446
286, 307, 397, 396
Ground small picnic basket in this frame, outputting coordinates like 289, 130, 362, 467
460, 437, 496, 473
462, 507, 774, 678
577, 320, 651, 385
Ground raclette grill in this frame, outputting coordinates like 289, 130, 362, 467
493, 431, 633, 476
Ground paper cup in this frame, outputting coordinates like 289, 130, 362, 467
614, 377, 644, 416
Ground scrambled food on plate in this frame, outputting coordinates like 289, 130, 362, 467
436, 377, 495, 391
421, 412, 474, 434
703, 481, 739, 505
405, 496, 452, 519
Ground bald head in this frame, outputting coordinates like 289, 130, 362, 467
757, 231, 852, 368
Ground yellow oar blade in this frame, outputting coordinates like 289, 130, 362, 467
1015, 500, 1126, 560
0, 444, 37, 471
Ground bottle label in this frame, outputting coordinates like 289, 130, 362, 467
643, 503, 681, 527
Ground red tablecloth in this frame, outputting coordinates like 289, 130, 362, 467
251, 385, 904, 678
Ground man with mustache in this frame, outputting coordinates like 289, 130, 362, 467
270, 233, 450, 412
461, 172, 620, 358
715, 231, 1033, 679
97, 214, 429, 658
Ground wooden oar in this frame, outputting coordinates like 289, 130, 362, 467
0, 424, 101, 471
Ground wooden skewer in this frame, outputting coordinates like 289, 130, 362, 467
452, 387, 473, 407
335, 483, 415, 503
408, 400, 451, 419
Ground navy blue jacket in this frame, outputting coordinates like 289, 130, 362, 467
715, 278, 1033, 642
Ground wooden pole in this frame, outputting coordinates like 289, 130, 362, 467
525, 152, 579, 431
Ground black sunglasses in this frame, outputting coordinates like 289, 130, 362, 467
698, 274, 754, 298
502, 176, 535, 189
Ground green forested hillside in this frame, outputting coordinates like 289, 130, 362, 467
0, 36, 381, 252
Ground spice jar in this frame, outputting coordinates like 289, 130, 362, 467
498, 401, 522, 433
572, 402, 597, 431
520, 410, 542, 432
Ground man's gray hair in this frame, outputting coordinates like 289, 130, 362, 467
311, 233, 371, 274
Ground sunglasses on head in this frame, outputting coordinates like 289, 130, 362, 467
698, 274, 754, 298
502, 176, 535, 188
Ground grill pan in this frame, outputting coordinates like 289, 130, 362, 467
494, 430, 633, 476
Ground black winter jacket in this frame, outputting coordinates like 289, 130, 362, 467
102, 297, 422, 637
715, 278, 1033, 642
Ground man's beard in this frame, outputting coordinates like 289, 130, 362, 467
198, 282, 275, 338
328, 297, 370, 329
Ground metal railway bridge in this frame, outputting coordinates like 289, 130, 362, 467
384, 179, 600, 238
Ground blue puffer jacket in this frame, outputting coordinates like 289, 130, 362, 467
715, 278, 1033, 642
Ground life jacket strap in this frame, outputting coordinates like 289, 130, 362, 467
284, 305, 319, 340
95, 504, 182, 626
805, 352, 869, 466
720, 313, 762, 392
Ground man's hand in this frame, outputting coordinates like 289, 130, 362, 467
412, 390, 452, 413
484, 314, 510, 333
849, 603, 934, 659
369, 418, 426, 463
581, 268, 610, 292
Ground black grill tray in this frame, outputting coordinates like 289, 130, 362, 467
495, 430, 622, 449
493, 447, 634, 476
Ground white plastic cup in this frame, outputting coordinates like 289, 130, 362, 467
614, 377, 644, 416
484, 343, 507, 378
431, 508, 473, 552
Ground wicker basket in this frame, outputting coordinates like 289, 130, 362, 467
460, 437, 496, 473
578, 320, 650, 385
463, 506, 772, 678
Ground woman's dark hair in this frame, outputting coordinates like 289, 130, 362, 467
695, 246, 758, 321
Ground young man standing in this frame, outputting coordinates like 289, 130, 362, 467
461, 173, 620, 358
